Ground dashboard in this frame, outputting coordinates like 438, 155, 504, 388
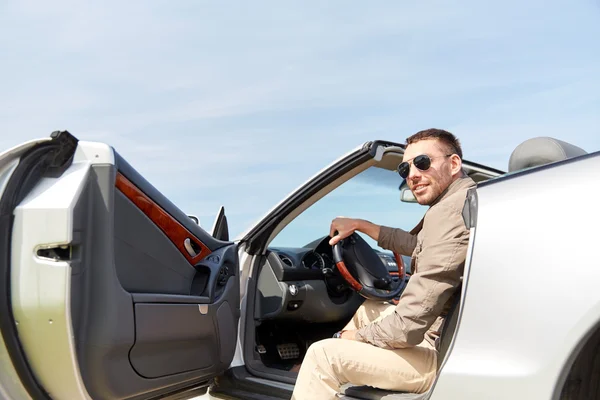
254, 236, 409, 323
268, 236, 407, 281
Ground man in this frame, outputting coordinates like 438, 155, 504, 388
291, 128, 476, 399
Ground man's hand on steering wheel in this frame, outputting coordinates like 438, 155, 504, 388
329, 225, 407, 301
329, 217, 360, 245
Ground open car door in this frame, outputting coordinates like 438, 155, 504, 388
0, 132, 240, 400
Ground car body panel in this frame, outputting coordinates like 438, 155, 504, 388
0, 143, 40, 400
0, 139, 53, 203
0, 330, 31, 400
0, 139, 52, 165
432, 152, 600, 399
8, 141, 115, 399
11, 154, 95, 400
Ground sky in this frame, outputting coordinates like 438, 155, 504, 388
1, 0, 599, 240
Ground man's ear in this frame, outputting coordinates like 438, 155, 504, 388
450, 154, 463, 177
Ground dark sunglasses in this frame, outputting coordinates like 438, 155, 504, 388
397, 154, 453, 179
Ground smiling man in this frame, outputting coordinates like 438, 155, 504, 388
291, 129, 475, 399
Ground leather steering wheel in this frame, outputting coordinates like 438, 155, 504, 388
332, 233, 406, 300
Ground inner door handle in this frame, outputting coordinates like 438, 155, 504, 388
184, 238, 199, 258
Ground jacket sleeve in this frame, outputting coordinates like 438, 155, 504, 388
377, 225, 417, 256
355, 204, 468, 349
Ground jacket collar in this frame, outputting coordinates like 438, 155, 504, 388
408, 175, 476, 235
429, 174, 476, 207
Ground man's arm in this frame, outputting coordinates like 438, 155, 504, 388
329, 218, 417, 256
377, 225, 418, 256
354, 204, 468, 349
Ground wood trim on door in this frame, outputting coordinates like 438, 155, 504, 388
115, 172, 211, 265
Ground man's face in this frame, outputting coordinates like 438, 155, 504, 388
402, 139, 457, 205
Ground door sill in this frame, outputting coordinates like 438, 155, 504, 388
210, 366, 294, 400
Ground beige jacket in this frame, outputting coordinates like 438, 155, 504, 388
355, 175, 476, 350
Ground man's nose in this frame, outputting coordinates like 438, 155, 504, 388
407, 163, 422, 180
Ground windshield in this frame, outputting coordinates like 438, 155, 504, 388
270, 165, 425, 252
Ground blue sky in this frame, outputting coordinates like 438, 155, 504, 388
1, 0, 599, 240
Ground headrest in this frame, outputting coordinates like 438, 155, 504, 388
508, 137, 587, 172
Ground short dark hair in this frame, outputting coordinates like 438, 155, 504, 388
406, 128, 463, 159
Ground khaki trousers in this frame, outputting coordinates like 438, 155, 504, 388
291, 300, 437, 400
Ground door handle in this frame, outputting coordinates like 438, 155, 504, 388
184, 238, 199, 258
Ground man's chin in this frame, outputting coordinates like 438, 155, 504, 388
415, 194, 433, 205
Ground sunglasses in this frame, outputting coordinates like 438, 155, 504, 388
397, 154, 453, 179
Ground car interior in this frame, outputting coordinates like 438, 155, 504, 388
229, 137, 588, 400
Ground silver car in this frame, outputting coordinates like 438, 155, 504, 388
0, 132, 596, 400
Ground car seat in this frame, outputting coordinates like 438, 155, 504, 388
508, 136, 587, 172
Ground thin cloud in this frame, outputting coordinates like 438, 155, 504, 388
1, 0, 599, 238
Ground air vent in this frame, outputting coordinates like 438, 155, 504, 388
278, 254, 293, 267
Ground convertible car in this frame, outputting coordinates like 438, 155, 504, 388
0, 132, 597, 400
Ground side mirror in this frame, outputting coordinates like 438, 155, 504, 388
399, 181, 417, 203
188, 215, 200, 226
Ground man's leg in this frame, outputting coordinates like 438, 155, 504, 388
290, 301, 394, 374
343, 300, 396, 331
291, 338, 437, 400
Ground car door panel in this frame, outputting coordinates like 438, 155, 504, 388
73, 162, 239, 399
114, 154, 225, 253
113, 188, 198, 295
3, 134, 240, 400
129, 244, 240, 380
115, 172, 211, 266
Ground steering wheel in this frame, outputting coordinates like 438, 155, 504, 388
332, 233, 406, 300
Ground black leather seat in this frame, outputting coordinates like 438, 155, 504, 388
339, 290, 461, 400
